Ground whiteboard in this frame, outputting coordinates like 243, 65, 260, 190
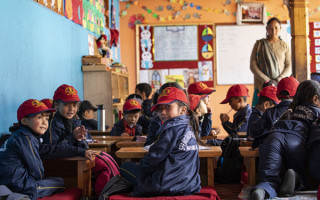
216, 24, 291, 85
154, 26, 198, 61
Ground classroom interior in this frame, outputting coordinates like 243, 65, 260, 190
1, 0, 320, 199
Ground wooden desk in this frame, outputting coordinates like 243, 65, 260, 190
89, 140, 115, 153
116, 146, 222, 186
239, 147, 259, 185
43, 156, 95, 196
116, 141, 145, 148
238, 132, 247, 138
92, 136, 134, 142
201, 135, 217, 140
89, 130, 111, 136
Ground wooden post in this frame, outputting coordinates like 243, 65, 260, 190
290, 0, 310, 81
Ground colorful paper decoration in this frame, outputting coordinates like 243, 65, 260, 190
128, 14, 145, 29
65, 0, 83, 25
83, 0, 105, 35
140, 25, 153, 69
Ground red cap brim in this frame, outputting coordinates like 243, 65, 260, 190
151, 100, 177, 112
220, 97, 230, 104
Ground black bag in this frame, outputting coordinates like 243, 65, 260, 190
98, 175, 132, 200
215, 134, 242, 183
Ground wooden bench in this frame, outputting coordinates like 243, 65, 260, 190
88, 130, 111, 136
89, 140, 115, 153
92, 135, 134, 142
116, 141, 145, 148
43, 156, 95, 196
116, 146, 222, 187
239, 147, 259, 185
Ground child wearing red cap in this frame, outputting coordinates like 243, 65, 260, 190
0, 99, 94, 200
250, 80, 320, 199
43, 84, 91, 149
251, 76, 299, 147
41, 98, 55, 120
188, 82, 220, 136
110, 99, 143, 136
120, 87, 201, 197
220, 84, 252, 135
247, 86, 279, 138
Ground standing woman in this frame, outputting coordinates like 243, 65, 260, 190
250, 17, 292, 106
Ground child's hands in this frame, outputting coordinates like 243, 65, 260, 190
73, 125, 88, 141
121, 132, 130, 136
220, 113, 229, 123
85, 150, 98, 161
210, 128, 221, 136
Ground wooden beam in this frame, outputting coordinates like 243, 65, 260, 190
290, 0, 310, 81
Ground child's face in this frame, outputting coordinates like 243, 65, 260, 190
22, 113, 50, 135
229, 97, 243, 111
197, 100, 208, 116
84, 109, 95, 120
135, 89, 145, 100
57, 101, 79, 119
202, 95, 210, 105
124, 112, 141, 126
157, 102, 186, 123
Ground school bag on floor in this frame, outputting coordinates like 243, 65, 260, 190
98, 175, 132, 200
215, 133, 242, 183
92, 152, 120, 196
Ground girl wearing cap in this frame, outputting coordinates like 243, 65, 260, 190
250, 17, 292, 106
110, 99, 143, 136
120, 87, 202, 197
0, 99, 94, 200
43, 84, 91, 149
250, 80, 320, 199
188, 82, 220, 136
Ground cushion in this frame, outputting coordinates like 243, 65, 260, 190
37, 188, 82, 200
106, 186, 220, 200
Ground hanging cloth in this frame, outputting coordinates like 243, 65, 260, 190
256, 39, 280, 80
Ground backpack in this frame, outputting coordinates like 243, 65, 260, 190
215, 134, 242, 183
98, 175, 132, 200
92, 152, 120, 196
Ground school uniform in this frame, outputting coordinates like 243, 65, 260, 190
0, 126, 85, 200
251, 100, 291, 148
199, 113, 212, 137
144, 116, 162, 146
252, 104, 320, 198
121, 115, 201, 197
81, 118, 109, 131
110, 119, 143, 136
142, 99, 153, 118
307, 123, 320, 182
137, 115, 150, 135
247, 106, 263, 138
222, 104, 252, 135
43, 112, 89, 149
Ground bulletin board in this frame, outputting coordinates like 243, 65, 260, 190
136, 24, 215, 90
216, 23, 291, 85
309, 22, 320, 73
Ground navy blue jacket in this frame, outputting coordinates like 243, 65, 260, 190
144, 116, 162, 146
142, 99, 153, 118
222, 104, 252, 135
110, 119, 143, 136
43, 112, 89, 149
137, 115, 150, 135
133, 115, 201, 196
81, 118, 109, 131
251, 100, 291, 146
247, 107, 263, 138
0, 126, 85, 199
199, 113, 212, 137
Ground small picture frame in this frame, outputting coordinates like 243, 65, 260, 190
315, 39, 320, 46
316, 47, 320, 54
316, 63, 320, 72
237, 3, 265, 24
314, 30, 320, 38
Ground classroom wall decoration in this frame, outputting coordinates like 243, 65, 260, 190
83, 0, 105, 35
65, 0, 83, 25
309, 22, 320, 73
33, 0, 64, 15
137, 24, 215, 89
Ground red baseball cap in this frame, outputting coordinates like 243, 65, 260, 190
17, 99, 56, 121
277, 77, 299, 98
151, 87, 188, 112
123, 99, 142, 112
188, 94, 201, 111
220, 84, 249, 104
41, 98, 53, 108
188, 82, 216, 95
53, 84, 80, 102
258, 86, 280, 104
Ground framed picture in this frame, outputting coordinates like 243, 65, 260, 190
237, 3, 266, 24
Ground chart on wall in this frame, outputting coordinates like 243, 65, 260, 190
309, 22, 320, 73
137, 24, 215, 90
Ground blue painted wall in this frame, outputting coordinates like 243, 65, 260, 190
0, 0, 91, 134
